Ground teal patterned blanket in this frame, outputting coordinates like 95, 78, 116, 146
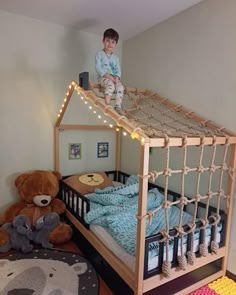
84, 176, 194, 256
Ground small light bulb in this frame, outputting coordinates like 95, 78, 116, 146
123, 131, 127, 136
93, 110, 97, 114
60, 109, 62, 113
57, 114, 60, 117
81, 96, 84, 100
141, 137, 145, 144
109, 124, 113, 128
104, 120, 107, 123
116, 128, 120, 132
131, 132, 137, 139
98, 115, 102, 119
66, 92, 69, 96
62, 104, 64, 108
89, 106, 92, 110
64, 98, 67, 102
84, 101, 88, 104
69, 85, 72, 89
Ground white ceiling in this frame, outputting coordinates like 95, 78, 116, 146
0, 0, 204, 40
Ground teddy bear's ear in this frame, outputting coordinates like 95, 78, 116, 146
52, 171, 61, 180
15, 173, 28, 189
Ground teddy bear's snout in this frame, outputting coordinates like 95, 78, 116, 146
33, 195, 52, 207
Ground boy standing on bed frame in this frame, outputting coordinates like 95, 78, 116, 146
95, 28, 125, 116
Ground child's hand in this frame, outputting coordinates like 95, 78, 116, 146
114, 76, 119, 84
104, 74, 115, 82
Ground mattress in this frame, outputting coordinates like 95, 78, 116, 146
90, 224, 221, 272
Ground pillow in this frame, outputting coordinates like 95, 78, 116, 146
64, 172, 114, 195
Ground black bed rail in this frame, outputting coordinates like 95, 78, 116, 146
58, 179, 90, 229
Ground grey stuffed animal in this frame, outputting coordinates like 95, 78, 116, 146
0, 215, 33, 253
31, 212, 61, 248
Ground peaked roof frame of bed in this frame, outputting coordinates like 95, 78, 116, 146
54, 75, 236, 295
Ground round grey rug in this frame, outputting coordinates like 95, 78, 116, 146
0, 248, 99, 295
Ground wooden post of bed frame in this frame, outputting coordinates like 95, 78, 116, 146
115, 127, 121, 174
135, 142, 150, 295
54, 126, 59, 171
222, 144, 236, 274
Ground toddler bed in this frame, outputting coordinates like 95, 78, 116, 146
55, 79, 236, 294
58, 170, 226, 280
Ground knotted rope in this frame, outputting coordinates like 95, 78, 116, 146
161, 136, 172, 277
210, 214, 221, 254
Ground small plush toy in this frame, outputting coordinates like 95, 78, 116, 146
0, 170, 72, 251
0, 215, 33, 253
30, 212, 61, 248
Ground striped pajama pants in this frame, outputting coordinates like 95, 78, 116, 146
99, 78, 124, 107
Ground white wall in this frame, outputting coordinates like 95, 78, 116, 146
0, 10, 122, 215
59, 91, 117, 176
122, 0, 236, 273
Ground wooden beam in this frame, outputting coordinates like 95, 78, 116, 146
54, 127, 59, 171
143, 247, 226, 292
150, 136, 236, 147
134, 142, 150, 295
59, 124, 115, 131
222, 144, 236, 274
116, 128, 121, 172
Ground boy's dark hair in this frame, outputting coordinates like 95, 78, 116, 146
103, 28, 119, 43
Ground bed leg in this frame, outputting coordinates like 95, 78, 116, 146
134, 283, 143, 295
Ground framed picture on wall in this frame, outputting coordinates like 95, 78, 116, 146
97, 142, 109, 158
68, 143, 82, 160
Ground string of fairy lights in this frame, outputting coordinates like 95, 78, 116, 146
56, 81, 145, 144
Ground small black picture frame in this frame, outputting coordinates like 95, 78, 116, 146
97, 142, 109, 158
68, 143, 82, 160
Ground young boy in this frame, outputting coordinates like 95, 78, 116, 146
95, 28, 125, 115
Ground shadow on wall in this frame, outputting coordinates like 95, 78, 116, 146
0, 173, 20, 221
59, 18, 102, 86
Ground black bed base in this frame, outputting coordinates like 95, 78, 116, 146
58, 170, 226, 281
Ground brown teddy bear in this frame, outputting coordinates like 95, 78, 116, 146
0, 170, 72, 249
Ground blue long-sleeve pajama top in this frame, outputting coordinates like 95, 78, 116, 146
95, 50, 121, 79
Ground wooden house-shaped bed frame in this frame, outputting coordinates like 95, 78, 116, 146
54, 73, 236, 295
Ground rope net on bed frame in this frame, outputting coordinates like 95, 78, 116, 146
90, 83, 233, 139
140, 136, 233, 277
89, 83, 236, 278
